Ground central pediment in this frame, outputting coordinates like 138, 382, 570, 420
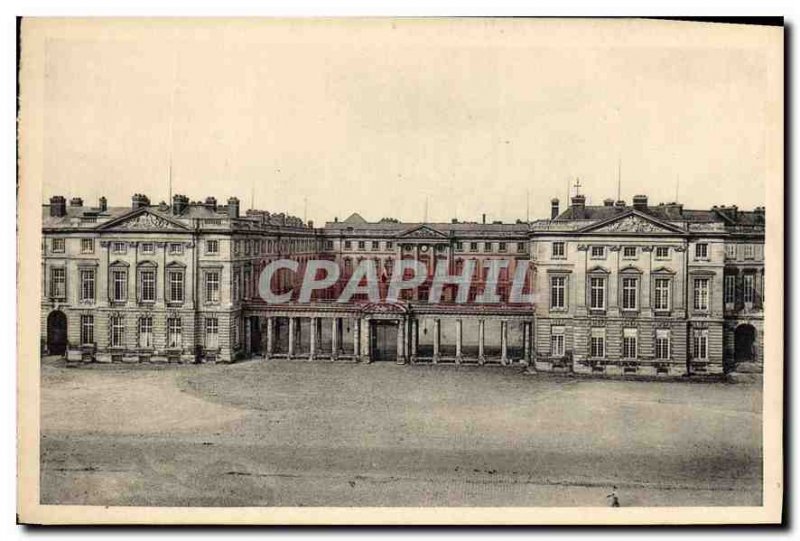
398, 225, 448, 240
97, 209, 189, 231
580, 212, 684, 234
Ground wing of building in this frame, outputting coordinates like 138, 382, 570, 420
41, 192, 764, 377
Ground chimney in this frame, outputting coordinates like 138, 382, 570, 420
308, 220, 314, 229
551, 198, 560, 219
334, 216, 338, 223
570, 194, 586, 210
69, 197, 83, 207
754, 206, 765, 224
204, 196, 217, 212
172, 194, 188, 215
615, 200, 626, 208
227, 197, 240, 218
665, 202, 684, 217
98, 196, 107, 212
603, 198, 614, 207
482, 213, 486, 224
632, 195, 648, 211
451, 218, 458, 224
131, 193, 150, 209
49, 196, 66, 217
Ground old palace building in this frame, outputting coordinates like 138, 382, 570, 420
41, 191, 765, 377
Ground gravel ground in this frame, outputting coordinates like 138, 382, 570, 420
40, 357, 762, 507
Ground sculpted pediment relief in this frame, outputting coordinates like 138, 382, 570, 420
585, 213, 682, 234
99, 210, 188, 231
398, 225, 448, 239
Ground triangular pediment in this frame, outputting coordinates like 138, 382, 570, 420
580, 211, 684, 234
97, 208, 189, 231
398, 225, 448, 239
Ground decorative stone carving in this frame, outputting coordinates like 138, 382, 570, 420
595, 215, 670, 233
116, 212, 177, 230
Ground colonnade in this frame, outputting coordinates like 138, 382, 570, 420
258, 315, 533, 365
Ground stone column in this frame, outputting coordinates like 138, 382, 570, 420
353, 318, 360, 358
455, 319, 463, 364
360, 319, 371, 363
432, 319, 441, 363
410, 319, 418, 363
265, 316, 274, 359
523, 322, 531, 365
396, 320, 406, 364
500, 320, 508, 365
309, 317, 317, 360
287, 317, 295, 359
478, 319, 485, 365
331, 317, 339, 360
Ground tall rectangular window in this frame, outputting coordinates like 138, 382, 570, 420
550, 326, 565, 357
110, 315, 124, 347
81, 239, 94, 254
743, 244, 755, 260
589, 277, 606, 310
551, 242, 565, 258
621, 277, 638, 310
50, 267, 66, 299
693, 278, 710, 310
112, 269, 127, 302
517, 242, 526, 253
139, 269, 156, 302
167, 318, 182, 348
139, 316, 153, 348
168, 271, 184, 303
79, 269, 95, 302
80, 315, 94, 345
550, 276, 566, 309
693, 329, 708, 360
243, 269, 252, 299
695, 243, 709, 259
725, 244, 737, 259
206, 240, 219, 255
205, 271, 220, 303
724, 274, 736, 304
654, 278, 671, 311
622, 328, 638, 359
590, 328, 606, 358
205, 317, 219, 349
655, 329, 671, 360
743, 274, 755, 303
358, 241, 365, 250
469, 242, 478, 252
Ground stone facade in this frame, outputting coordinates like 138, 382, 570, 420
41, 192, 765, 377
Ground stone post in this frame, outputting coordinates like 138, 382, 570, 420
287, 317, 295, 359
478, 319, 485, 365
265, 316, 274, 359
500, 320, 508, 365
455, 319, 463, 364
432, 319, 441, 363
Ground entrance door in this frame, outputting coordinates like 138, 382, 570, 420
250, 317, 261, 354
47, 310, 68, 356
370, 321, 398, 361
734, 324, 756, 363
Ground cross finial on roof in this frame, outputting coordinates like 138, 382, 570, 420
573, 177, 582, 196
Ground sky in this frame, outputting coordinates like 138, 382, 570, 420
33, 18, 779, 224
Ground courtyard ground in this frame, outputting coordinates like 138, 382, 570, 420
39, 357, 762, 507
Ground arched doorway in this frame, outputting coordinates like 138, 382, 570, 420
47, 310, 68, 356
732, 324, 757, 371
